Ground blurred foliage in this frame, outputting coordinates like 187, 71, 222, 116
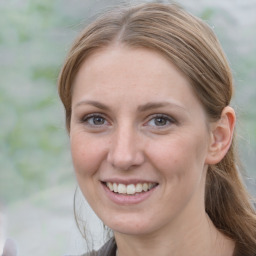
0, 0, 255, 204
0, 0, 77, 203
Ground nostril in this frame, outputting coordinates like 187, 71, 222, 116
107, 132, 145, 170
107, 150, 135, 170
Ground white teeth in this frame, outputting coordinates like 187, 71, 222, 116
135, 183, 143, 193
149, 183, 154, 189
142, 183, 148, 191
117, 184, 127, 194
106, 182, 157, 195
127, 184, 136, 195
107, 182, 113, 191
113, 183, 118, 193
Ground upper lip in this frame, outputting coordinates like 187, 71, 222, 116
101, 178, 158, 185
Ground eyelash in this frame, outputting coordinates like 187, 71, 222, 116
81, 113, 109, 127
145, 114, 176, 128
81, 113, 176, 129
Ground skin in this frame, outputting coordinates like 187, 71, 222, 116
70, 45, 235, 256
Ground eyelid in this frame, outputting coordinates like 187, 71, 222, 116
82, 112, 104, 120
81, 113, 110, 127
79, 112, 176, 129
144, 113, 176, 127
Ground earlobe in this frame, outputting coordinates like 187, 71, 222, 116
205, 106, 236, 165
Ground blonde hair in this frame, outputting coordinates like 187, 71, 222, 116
58, 2, 256, 254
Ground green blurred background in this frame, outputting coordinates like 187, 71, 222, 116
0, 0, 255, 255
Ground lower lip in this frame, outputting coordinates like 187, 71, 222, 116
101, 183, 158, 205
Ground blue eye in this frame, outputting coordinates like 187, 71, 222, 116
83, 114, 108, 126
147, 115, 175, 127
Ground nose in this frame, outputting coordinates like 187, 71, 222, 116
107, 124, 145, 171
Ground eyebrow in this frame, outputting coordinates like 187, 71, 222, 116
137, 102, 186, 112
74, 100, 186, 112
74, 100, 110, 111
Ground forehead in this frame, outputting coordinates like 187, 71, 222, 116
72, 45, 202, 114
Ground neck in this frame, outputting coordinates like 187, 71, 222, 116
114, 213, 234, 256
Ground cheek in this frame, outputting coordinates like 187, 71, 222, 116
70, 133, 104, 177
146, 133, 208, 178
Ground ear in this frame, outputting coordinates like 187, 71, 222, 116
205, 106, 236, 165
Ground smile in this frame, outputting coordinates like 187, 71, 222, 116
105, 182, 158, 195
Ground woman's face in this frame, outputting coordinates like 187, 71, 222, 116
70, 46, 212, 236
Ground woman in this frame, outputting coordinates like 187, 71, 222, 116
58, 2, 256, 256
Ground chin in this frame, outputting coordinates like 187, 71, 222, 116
103, 213, 157, 236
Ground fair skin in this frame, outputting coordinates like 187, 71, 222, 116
70, 45, 235, 256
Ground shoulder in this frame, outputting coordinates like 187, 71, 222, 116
93, 237, 116, 256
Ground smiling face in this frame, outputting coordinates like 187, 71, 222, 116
70, 45, 212, 237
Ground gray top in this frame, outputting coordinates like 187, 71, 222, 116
82, 237, 116, 256
78, 237, 254, 256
